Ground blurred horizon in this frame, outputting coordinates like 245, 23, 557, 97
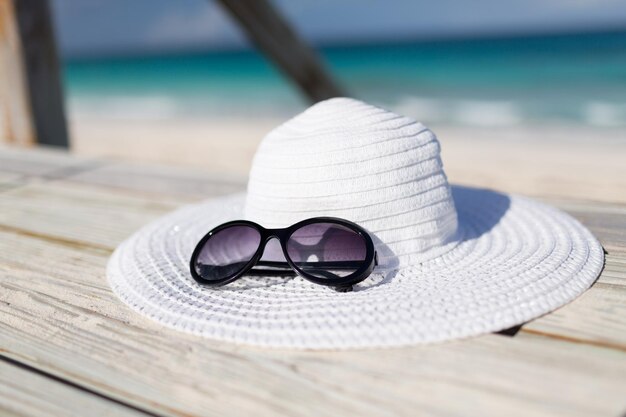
50, 0, 626, 129
51, 0, 626, 58
61, 25, 626, 62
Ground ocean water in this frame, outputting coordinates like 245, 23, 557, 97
63, 29, 626, 127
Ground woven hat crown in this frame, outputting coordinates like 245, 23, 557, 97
244, 98, 459, 266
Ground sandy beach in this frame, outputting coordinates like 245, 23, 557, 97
69, 115, 626, 204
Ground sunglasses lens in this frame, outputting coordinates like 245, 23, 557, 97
193, 225, 261, 281
286, 222, 367, 279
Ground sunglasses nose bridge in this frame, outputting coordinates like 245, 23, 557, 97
261, 233, 281, 246
259, 235, 288, 262
263, 228, 291, 245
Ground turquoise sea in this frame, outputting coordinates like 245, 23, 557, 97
63, 29, 626, 127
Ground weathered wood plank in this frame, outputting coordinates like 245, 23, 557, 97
0, 359, 149, 417
0, 147, 625, 416
0, 145, 246, 197
0, 175, 239, 255
0, 162, 624, 349
0, 171, 24, 192
4, 187, 624, 353
69, 162, 245, 199
1, 227, 625, 417
0, 180, 180, 250
0, 144, 95, 177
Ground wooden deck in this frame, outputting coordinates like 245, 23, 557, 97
0, 145, 625, 417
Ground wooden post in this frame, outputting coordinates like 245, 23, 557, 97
0, 0, 68, 147
215, 0, 345, 103
0, 0, 35, 146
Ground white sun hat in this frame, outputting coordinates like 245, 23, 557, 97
107, 98, 604, 349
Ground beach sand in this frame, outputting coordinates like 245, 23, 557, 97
69, 116, 626, 204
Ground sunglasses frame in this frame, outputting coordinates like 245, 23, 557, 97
189, 217, 377, 292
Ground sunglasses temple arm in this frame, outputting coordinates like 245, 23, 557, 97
252, 261, 363, 274
249, 260, 372, 293
247, 260, 294, 277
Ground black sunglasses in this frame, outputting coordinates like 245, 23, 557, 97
190, 217, 378, 292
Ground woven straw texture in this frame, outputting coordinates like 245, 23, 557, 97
107, 98, 604, 349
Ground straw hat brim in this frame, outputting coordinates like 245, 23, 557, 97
107, 186, 603, 349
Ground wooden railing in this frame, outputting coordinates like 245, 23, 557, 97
0, 0, 68, 147
0, 0, 343, 148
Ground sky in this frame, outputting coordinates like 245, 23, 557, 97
50, 0, 626, 57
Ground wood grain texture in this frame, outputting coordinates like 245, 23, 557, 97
70, 162, 245, 199
0, 360, 148, 417
0, 144, 92, 177
0, 147, 625, 417
1, 227, 624, 417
